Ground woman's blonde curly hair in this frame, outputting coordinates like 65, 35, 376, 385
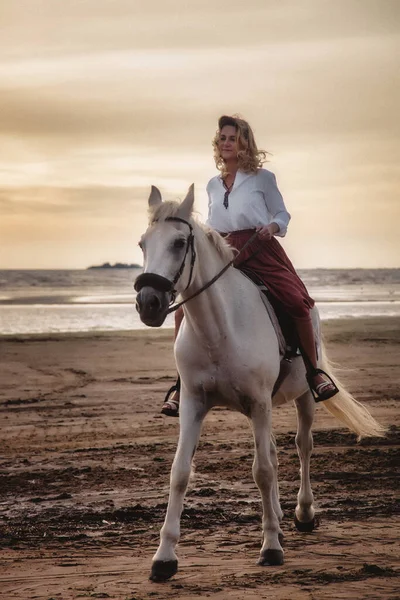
212, 115, 269, 176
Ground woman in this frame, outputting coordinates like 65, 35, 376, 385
161, 114, 338, 417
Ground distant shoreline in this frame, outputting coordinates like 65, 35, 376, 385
87, 262, 142, 270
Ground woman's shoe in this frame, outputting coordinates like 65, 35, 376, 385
306, 369, 339, 403
161, 377, 180, 417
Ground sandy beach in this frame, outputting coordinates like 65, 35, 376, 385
0, 317, 399, 599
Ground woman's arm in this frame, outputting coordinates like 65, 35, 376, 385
261, 171, 291, 237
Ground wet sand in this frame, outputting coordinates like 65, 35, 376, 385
0, 317, 399, 599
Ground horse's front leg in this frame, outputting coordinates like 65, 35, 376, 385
250, 401, 284, 566
294, 390, 316, 531
150, 391, 206, 582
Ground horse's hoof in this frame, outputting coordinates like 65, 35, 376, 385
257, 549, 284, 566
294, 514, 316, 532
149, 559, 178, 582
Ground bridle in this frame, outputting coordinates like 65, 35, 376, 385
134, 217, 196, 306
134, 217, 259, 315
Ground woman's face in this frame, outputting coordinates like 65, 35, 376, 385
218, 125, 238, 162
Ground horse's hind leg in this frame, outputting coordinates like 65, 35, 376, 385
150, 394, 206, 582
250, 403, 284, 566
294, 390, 316, 531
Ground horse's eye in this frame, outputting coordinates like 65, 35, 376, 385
173, 238, 186, 250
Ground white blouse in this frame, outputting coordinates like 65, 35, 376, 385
206, 169, 291, 237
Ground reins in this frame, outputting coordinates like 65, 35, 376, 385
166, 229, 260, 314
135, 217, 261, 314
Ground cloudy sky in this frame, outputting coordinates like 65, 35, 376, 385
0, 0, 399, 268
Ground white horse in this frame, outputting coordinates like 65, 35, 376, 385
135, 185, 385, 582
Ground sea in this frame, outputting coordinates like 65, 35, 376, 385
0, 268, 399, 336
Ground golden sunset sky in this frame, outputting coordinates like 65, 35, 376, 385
0, 0, 399, 268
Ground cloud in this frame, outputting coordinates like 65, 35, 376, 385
0, 35, 398, 156
1, 0, 399, 60
0, 0, 399, 267
0, 185, 145, 216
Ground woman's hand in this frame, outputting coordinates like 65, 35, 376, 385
256, 223, 280, 240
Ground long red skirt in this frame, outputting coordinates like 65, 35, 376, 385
225, 229, 314, 321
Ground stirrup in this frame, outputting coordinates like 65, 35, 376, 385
306, 368, 339, 403
161, 376, 180, 417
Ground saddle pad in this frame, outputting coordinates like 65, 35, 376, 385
240, 272, 286, 356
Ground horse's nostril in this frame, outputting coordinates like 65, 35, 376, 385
136, 289, 165, 321
149, 295, 161, 311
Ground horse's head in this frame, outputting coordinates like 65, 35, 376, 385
135, 184, 196, 327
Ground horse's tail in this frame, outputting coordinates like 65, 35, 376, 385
319, 340, 387, 440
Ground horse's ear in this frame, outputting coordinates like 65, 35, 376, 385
178, 184, 195, 220
148, 185, 162, 208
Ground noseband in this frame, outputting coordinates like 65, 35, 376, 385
134, 217, 196, 303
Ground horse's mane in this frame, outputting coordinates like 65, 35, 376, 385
149, 201, 234, 262
203, 225, 234, 261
